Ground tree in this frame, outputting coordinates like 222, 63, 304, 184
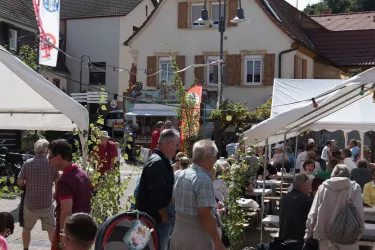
303, 0, 375, 14
304, 2, 329, 15
210, 99, 271, 155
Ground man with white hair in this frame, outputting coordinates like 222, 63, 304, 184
17, 139, 59, 250
136, 129, 179, 250
170, 140, 225, 250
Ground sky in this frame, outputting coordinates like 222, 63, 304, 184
285, 0, 321, 10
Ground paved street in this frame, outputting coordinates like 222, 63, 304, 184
0, 162, 140, 250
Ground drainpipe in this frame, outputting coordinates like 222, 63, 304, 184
278, 44, 299, 78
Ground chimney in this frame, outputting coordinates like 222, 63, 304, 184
322, 9, 332, 15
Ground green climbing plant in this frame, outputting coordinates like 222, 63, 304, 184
169, 56, 202, 155
221, 130, 259, 249
71, 92, 136, 224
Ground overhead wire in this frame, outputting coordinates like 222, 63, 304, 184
0, 36, 367, 113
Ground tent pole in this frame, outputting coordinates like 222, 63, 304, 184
360, 132, 365, 160
268, 144, 271, 162
260, 138, 268, 244
344, 132, 348, 148
294, 135, 299, 180
79, 133, 88, 170
280, 133, 287, 198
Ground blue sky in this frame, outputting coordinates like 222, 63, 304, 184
285, 0, 321, 10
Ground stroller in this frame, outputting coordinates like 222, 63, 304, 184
95, 211, 159, 250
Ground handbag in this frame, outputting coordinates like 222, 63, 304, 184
327, 183, 362, 245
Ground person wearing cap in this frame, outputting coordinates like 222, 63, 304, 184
307, 138, 315, 145
272, 143, 290, 172
96, 131, 118, 176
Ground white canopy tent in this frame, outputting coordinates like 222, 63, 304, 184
243, 67, 375, 147
0, 45, 89, 162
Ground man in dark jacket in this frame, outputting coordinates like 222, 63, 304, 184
135, 129, 179, 250
279, 174, 313, 250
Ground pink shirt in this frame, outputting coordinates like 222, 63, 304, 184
0, 235, 8, 250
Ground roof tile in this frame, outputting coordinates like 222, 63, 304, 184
311, 12, 375, 31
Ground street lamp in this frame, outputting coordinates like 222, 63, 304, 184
196, 0, 247, 110
80, 55, 91, 93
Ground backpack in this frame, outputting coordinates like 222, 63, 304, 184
327, 183, 361, 245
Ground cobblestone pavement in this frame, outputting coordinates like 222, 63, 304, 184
1, 175, 137, 250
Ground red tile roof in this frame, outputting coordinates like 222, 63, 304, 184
306, 29, 375, 66
257, 0, 375, 67
311, 12, 375, 31
255, 0, 319, 50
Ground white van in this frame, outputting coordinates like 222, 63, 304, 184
106, 110, 124, 132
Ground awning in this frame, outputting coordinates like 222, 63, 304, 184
126, 103, 178, 117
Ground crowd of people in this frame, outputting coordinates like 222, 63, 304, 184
10, 139, 98, 250
3, 118, 375, 250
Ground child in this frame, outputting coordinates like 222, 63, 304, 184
0, 212, 13, 250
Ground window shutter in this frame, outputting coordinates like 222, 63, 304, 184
302, 59, 307, 79
228, 0, 238, 27
226, 54, 241, 86
294, 55, 299, 79
263, 53, 275, 86
147, 56, 157, 86
176, 55, 186, 83
194, 55, 205, 84
178, 2, 188, 29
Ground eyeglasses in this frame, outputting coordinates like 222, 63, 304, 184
59, 229, 73, 248
48, 155, 57, 160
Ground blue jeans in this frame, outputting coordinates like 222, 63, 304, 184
157, 221, 172, 250
157, 202, 175, 250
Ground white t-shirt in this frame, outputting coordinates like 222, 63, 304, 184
344, 157, 357, 172
295, 151, 307, 170
321, 146, 330, 161
213, 179, 229, 202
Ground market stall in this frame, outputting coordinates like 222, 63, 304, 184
0, 45, 89, 163
126, 103, 179, 148
240, 68, 375, 242
244, 68, 375, 146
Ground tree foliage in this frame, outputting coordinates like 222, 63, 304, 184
221, 134, 259, 249
304, 0, 375, 15
210, 98, 271, 131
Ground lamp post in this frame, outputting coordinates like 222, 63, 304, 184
196, 0, 248, 110
79, 55, 91, 93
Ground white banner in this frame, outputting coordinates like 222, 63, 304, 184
38, 0, 60, 67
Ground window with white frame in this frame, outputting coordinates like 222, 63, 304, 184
207, 56, 219, 85
244, 55, 262, 85
211, 2, 225, 27
159, 57, 174, 85
191, 3, 205, 28
8, 29, 17, 51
